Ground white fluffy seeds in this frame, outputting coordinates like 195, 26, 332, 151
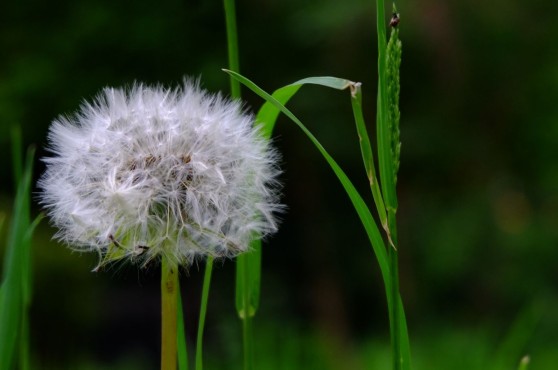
39, 80, 281, 268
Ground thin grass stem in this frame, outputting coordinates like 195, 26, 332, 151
176, 280, 189, 370
240, 256, 254, 370
223, 2, 259, 370
224, 0, 241, 99
387, 213, 401, 370
195, 256, 214, 370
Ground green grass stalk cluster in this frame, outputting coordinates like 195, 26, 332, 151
0, 130, 42, 370
223, 2, 410, 367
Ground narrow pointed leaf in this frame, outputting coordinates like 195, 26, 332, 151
223, 69, 391, 293
0, 146, 35, 370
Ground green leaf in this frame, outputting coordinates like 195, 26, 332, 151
235, 239, 262, 319
195, 257, 214, 370
223, 69, 391, 297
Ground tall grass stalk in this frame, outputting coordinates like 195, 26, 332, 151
223, 0, 241, 98
177, 287, 189, 370
223, 1, 260, 369
224, 3, 411, 369
0, 135, 41, 370
225, 56, 411, 369
195, 256, 214, 370
372, 2, 408, 369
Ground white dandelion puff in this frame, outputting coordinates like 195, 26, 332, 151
38, 80, 282, 268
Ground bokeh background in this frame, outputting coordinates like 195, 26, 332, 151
1, 0, 557, 369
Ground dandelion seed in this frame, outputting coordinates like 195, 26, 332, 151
39, 79, 282, 269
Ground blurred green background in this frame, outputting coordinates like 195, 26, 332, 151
1, 0, 558, 369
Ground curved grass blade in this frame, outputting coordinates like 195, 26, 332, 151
240, 78, 359, 316
223, 69, 391, 296
256, 77, 388, 232
350, 83, 388, 234
235, 239, 261, 319
225, 69, 411, 370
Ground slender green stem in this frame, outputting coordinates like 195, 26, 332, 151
161, 258, 179, 370
387, 212, 401, 370
350, 84, 388, 230
241, 257, 254, 370
223, 2, 257, 370
176, 280, 189, 370
224, 0, 241, 99
518, 356, 530, 370
376, 1, 405, 369
195, 256, 214, 370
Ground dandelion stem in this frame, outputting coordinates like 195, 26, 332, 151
161, 258, 179, 370
195, 256, 214, 370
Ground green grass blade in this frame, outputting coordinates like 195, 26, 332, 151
255, 84, 301, 139
223, 69, 391, 295
289, 76, 355, 90
195, 257, 214, 370
235, 239, 262, 318
492, 301, 541, 370
350, 84, 388, 232
257, 76, 389, 231
223, 0, 241, 98
226, 69, 412, 370
397, 294, 412, 370
254, 76, 354, 139
376, 3, 408, 370
11, 127, 23, 188
223, 1, 259, 367
517, 356, 530, 370
0, 146, 35, 370
241, 77, 357, 316
177, 279, 189, 370
19, 213, 43, 370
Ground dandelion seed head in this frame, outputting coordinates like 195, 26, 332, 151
39, 80, 282, 268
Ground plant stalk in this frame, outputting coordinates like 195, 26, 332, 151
387, 212, 401, 370
241, 259, 254, 370
224, 0, 241, 99
195, 256, 214, 370
223, 1, 257, 370
161, 258, 179, 370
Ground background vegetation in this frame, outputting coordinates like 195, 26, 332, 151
1, 0, 557, 368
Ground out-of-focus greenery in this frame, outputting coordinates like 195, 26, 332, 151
1, 0, 557, 368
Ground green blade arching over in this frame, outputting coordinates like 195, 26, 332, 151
224, 69, 391, 296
